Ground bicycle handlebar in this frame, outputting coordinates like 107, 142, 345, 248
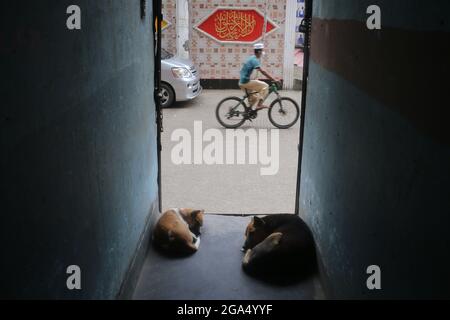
269, 80, 283, 91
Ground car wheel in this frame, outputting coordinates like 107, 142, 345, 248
160, 83, 175, 108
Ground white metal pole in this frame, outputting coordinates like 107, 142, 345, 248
282, 0, 297, 89
176, 0, 190, 59
262, 0, 269, 44
259, 0, 269, 76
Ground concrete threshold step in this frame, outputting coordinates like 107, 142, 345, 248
133, 215, 324, 300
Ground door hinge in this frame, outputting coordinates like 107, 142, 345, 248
298, 17, 312, 49
155, 89, 164, 133
159, 108, 164, 133
140, 0, 147, 19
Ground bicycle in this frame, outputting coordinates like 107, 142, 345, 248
215, 81, 300, 129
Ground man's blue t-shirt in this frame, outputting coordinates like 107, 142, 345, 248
239, 55, 261, 84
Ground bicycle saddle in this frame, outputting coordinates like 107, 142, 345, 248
245, 89, 258, 95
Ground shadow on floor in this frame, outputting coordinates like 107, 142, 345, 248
133, 215, 324, 300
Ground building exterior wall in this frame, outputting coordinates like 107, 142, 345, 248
190, 0, 286, 83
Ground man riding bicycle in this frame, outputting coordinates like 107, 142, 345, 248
216, 45, 299, 129
239, 43, 280, 111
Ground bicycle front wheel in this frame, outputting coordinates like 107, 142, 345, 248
216, 97, 248, 129
268, 97, 300, 129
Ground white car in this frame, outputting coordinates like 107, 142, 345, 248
161, 49, 202, 108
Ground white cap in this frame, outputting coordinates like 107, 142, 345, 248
253, 43, 265, 50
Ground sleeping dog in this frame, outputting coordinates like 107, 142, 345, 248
242, 214, 316, 279
153, 208, 204, 255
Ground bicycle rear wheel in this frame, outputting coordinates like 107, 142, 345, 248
268, 97, 300, 129
216, 97, 248, 129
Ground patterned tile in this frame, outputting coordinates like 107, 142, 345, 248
162, 0, 177, 54
163, 0, 296, 80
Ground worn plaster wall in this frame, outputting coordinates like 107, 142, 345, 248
299, 0, 450, 299
1, 0, 159, 299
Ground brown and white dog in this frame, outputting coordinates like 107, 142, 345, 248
242, 214, 316, 278
152, 208, 204, 255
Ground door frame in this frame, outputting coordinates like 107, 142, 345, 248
294, 0, 313, 216
154, 0, 313, 216
153, 0, 163, 213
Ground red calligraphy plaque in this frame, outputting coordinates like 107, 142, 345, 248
194, 7, 279, 44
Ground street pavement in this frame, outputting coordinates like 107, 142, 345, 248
161, 89, 302, 214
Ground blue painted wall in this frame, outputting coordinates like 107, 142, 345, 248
300, 0, 450, 298
1, 1, 159, 299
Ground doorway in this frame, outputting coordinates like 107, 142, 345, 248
156, 0, 312, 215
136, 0, 321, 300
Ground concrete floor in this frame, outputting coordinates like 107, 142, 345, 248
161, 89, 302, 214
133, 215, 323, 300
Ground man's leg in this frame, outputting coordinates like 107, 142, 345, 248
239, 82, 258, 107
247, 80, 269, 110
